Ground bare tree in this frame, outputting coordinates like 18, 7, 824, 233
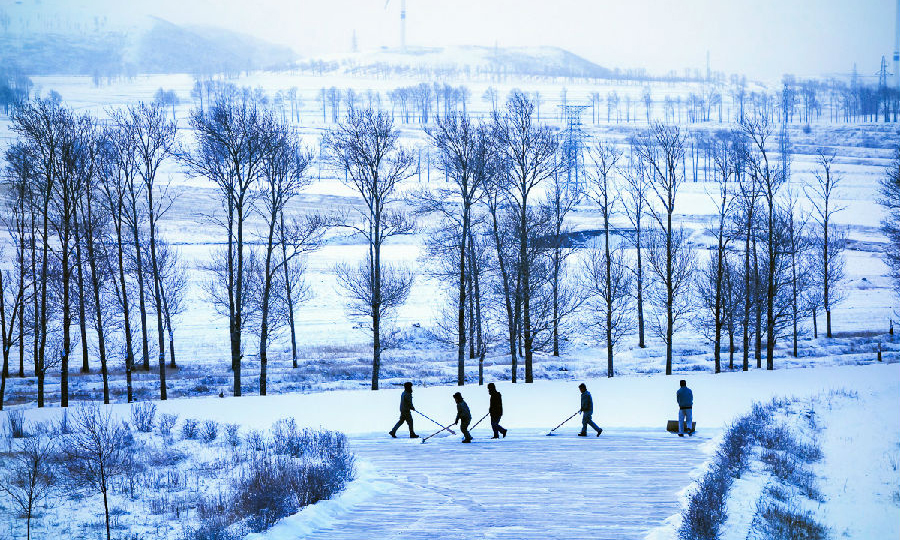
256, 123, 316, 395
0, 253, 24, 410
622, 146, 650, 348
545, 145, 583, 358
733, 134, 761, 371
782, 189, 812, 357
186, 96, 272, 397
326, 107, 414, 390
99, 124, 138, 402
482, 169, 520, 380
3, 144, 33, 381
76, 119, 114, 403
336, 260, 414, 352
423, 113, 492, 384
583, 241, 633, 377
587, 139, 623, 375
0, 433, 56, 540
128, 102, 177, 399
702, 131, 737, 373
492, 91, 560, 383
156, 239, 188, 370
636, 123, 687, 375
807, 149, 845, 338
11, 100, 69, 407
61, 404, 127, 540
742, 113, 785, 370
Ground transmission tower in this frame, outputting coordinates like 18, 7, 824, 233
559, 104, 589, 193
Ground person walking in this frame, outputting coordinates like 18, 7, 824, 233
487, 383, 507, 439
390, 382, 419, 438
677, 379, 693, 437
578, 383, 602, 437
453, 391, 473, 443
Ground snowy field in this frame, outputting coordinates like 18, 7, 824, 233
6, 363, 898, 539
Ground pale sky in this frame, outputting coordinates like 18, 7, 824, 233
5, 0, 894, 83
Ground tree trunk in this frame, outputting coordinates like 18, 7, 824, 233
232, 206, 245, 397
85, 195, 110, 404
372, 237, 382, 391
457, 207, 467, 386
665, 210, 673, 375
129, 217, 150, 372
61, 220, 72, 408
259, 214, 277, 397
604, 199, 614, 378
280, 215, 298, 369
147, 189, 167, 399
102, 485, 111, 540
115, 214, 135, 403
636, 225, 645, 348
765, 205, 776, 371
521, 205, 533, 383
74, 211, 90, 374
469, 231, 485, 385
489, 203, 517, 382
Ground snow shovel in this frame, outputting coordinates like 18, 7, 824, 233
546, 410, 580, 436
421, 422, 457, 444
469, 412, 490, 431
415, 410, 455, 434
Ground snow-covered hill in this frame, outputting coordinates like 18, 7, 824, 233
0, 16, 296, 75
304, 45, 614, 79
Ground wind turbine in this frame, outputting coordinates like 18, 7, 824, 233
383, 0, 406, 51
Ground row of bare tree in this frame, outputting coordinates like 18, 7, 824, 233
0, 91, 852, 409
408, 96, 848, 386
0, 95, 333, 408
0, 99, 186, 409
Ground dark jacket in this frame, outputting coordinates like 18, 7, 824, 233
489, 391, 503, 417
677, 387, 693, 409
580, 391, 593, 415
456, 400, 472, 423
400, 390, 414, 414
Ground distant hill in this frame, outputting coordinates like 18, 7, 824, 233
0, 17, 297, 76
302, 45, 613, 79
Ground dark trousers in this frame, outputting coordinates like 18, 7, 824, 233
581, 412, 601, 434
392, 411, 415, 435
460, 418, 471, 441
490, 414, 506, 437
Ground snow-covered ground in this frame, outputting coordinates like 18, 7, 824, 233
5, 362, 898, 538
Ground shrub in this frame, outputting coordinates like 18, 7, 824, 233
158, 413, 179, 436
182, 515, 238, 540
145, 443, 188, 467
748, 500, 827, 540
271, 418, 302, 457
194, 427, 354, 536
6, 410, 25, 438
181, 419, 199, 440
760, 451, 822, 502
224, 424, 241, 448
201, 421, 219, 443
246, 430, 265, 452
131, 403, 158, 433
231, 433, 354, 533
